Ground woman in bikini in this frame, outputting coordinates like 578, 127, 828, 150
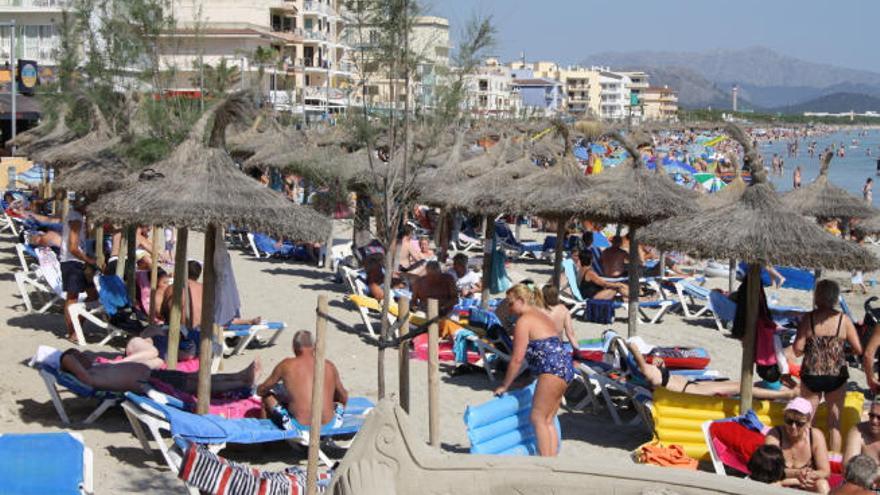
765, 398, 831, 493
574, 249, 628, 301
493, 284, 575, 457
794, 279, 862, 453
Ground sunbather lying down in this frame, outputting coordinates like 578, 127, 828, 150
625, 341, 798, 400
59, 341, 259, 394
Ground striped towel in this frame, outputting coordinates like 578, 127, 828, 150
179, 443, 332, 495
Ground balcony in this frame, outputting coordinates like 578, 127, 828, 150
302, 0, 336, 16
0, 0, 67, 8
296, 28, 328, 42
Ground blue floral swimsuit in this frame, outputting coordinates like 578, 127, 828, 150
526, 336, 575, 383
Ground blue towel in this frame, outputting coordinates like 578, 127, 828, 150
98, 274, 129, 316
0, 433, 84, 495
453, 329, 478, 364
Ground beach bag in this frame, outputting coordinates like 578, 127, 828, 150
584, 299, 615, 324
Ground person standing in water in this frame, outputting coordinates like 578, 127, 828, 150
793, 166, 802, 189
864, 178, 873, 205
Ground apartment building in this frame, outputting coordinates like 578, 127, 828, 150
344, 15, 450, 111
464, 57, 520, 118
510, 67, 562, 116
596, 71, 630, 121
167, 0, 353, 114
619, 70, 649, 121
0, 0, 65, 70
641, 85, 679, 121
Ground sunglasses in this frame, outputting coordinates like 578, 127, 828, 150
784, 417, 808, 427
869, 413, 880, 422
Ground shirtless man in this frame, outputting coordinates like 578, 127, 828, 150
844, 398, 880, 467
257, 330, 348, 428
411, 260, 458, 316
599, 235, 627, 278
397, 225, 426, 277
160, 260, 260, 328
57, 342, 258, 393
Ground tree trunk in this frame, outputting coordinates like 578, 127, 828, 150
306, 294, 328, 495
377, 234, 399, 399
125, 225, 137, 305
398, 296, 411, 413
148, 225, 162, 323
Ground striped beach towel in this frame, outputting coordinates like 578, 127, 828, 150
179, 443, 332, 495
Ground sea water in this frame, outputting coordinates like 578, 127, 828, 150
761, 128, 880, 205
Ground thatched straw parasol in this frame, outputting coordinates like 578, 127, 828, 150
89, 94, 331, 414
571, 129, 699, 338
780, 150, 876, 221
33, 103, 119, 169
16, 103, 76, 157
418, 135, 509, 207
641, 123, 879, 412
7, 105, 63, 149
854, 215, 880, 236
53, 154, 133, 197
238, 123, 310, 168
698, 152, 747, 292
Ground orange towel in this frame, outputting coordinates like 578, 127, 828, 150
439, 319, 464, 340
636, 443, 698, 470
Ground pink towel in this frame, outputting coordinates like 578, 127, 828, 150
149, 379, 262, 418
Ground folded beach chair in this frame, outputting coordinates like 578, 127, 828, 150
0, 432, 93, 495
15, 239, 39, 273
494, 221, 543, 259
122, 391, 374, 470
559, 258, 673, 324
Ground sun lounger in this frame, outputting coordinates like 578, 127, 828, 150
450, 231, 483, 255
0, 432, 93, 495
121, 391, 374, 470
30, 347, 122, 424
494, 221, 543, 259
16, 246, 89, 314
559, 258, 673, 324
222, 321, 286, 355
67, 274, 137, 346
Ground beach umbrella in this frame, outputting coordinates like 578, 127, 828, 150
854, 215, 880, 236
570, 129, 699, 338
17, 164, 54, 185
780, 150, 877, 222
508, 122, 605, 286
701, 177, 726, 193
14, 102, 76, 158
640, 123, 879, 413
88, 94, 331, 414
53, 154, 133, 197
33, 102, 120, 170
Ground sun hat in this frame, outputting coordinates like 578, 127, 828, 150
784, 397, 813, 417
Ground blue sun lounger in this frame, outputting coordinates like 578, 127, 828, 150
122, 391, 374, 470
31, 350, 122, 425
0, 432, 93, 494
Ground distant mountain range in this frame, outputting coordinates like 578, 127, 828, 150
582, 47, 880, 113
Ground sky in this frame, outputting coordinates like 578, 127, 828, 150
426, 0, 879, 73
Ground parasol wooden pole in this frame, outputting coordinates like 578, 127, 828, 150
115, 228, 127, 278
626, 226, 641, 337
306, 294, 328, 495
398, 296, 411, 413
124, 225, 137, 305
427, 298, 440, 447
480, 217, 496, 309
728, 258, 736, 294
551, 216, 568, 288
196, 224, 218, 415
94, 225, 104, 270
148, 226, 162, 323
166, 227, 188, 370
738, 263, 761, 414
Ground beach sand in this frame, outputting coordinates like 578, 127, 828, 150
0, 221, 876, 493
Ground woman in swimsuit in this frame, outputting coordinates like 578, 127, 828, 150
765, 398, 831, 493
794, 279, 862, 453
574, 249, 628, 301
493, 284, 575, 457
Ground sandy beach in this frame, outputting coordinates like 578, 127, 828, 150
1, 220, 877, 493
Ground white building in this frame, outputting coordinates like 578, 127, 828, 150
0, 0, 65, 68
598, 71, 630, 121
464, 57, 520, 118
